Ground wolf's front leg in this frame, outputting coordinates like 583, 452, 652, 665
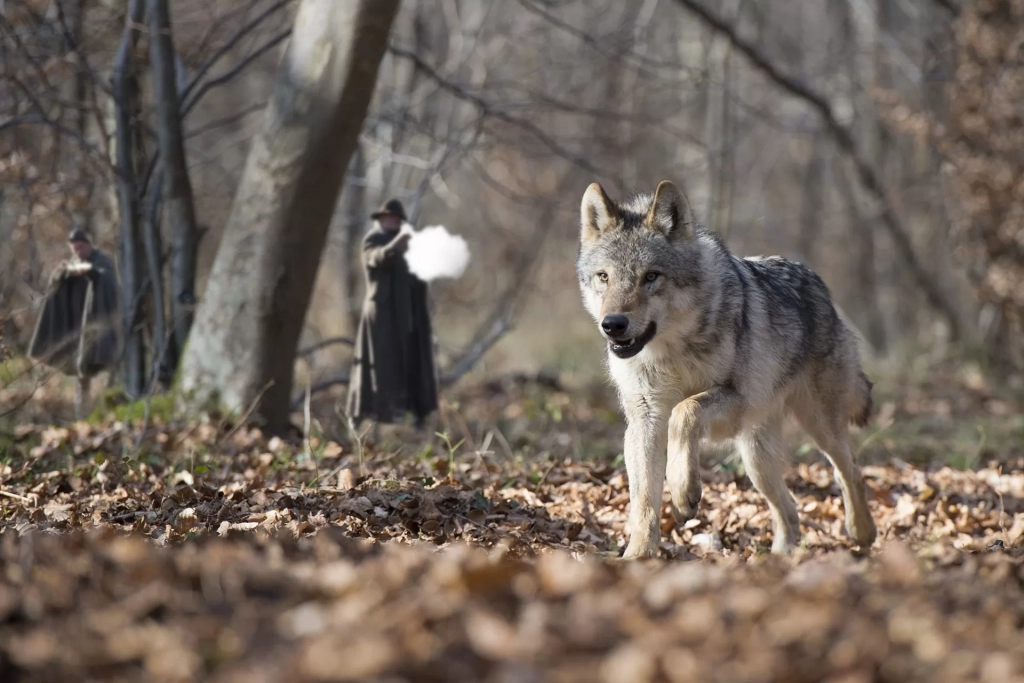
621, 410, 669, 559
667, 388, 745, 524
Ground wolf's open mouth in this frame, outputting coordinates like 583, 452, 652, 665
608, 322, 657, 359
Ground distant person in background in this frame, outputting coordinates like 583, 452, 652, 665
347, 199, 439, 430
28, 228, 121, 418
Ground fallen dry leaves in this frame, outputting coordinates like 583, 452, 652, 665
0, 374, 1023, 681
3, 527, 1024, 682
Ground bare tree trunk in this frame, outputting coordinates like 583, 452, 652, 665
112, 0, 147, 398
843, 0, 888, 353
142, 176, 168, 388
704, 0, 739, 240
180, 0, 400, 433
148, 0, 198, 379
674, 0, 964, 342
798, 136, 824, 265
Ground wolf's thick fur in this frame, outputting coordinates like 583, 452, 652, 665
576, 180, 877, 558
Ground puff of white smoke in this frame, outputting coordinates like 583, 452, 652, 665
401, 222, 470, 282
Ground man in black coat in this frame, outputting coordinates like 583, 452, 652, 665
28, 228, 121, 417
347, 199, 439, 428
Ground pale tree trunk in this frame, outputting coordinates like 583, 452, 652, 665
180, 0, 400, 432
619, 0, 659, 190
148, 0, 198, 380
704, 0, 739, 240
842, 0, 888, 353
341, 143, 366, 335
798, 133, 824, 265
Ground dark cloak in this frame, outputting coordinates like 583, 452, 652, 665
346, 225, 439, 424
27, 249, 121, 377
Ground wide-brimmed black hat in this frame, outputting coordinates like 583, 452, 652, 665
371, 198, 407, 221
67, 228, 91, 243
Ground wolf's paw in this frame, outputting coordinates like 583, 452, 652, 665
770, 526, 801, 555
845, 515, 877, 548
622, 540, 659, 560
670, 485, 702, 523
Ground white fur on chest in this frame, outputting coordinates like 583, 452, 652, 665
607, 344, 712, 414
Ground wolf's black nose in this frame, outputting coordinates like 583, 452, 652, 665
601, 314, 629, 337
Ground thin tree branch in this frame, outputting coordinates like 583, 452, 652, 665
290, 372, 349, 408
0, 115, 109, 164
388, 44, 607, 180
441, 317, 512, 386
140, 28, 291, 198
514, 0, 690, 76
185, 102, 266, 139
297, 336, 354, 359
179, 0, 295, 106
181, 29, 292, 117
672, 0, 963, 340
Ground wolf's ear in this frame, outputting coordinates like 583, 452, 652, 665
580, 182, 619, 245
646, 180, 695, 242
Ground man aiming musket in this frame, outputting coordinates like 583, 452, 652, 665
28, 228, 121, 417
347, 199, 439, 429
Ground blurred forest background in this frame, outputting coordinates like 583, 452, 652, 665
0, 0, 1022, 419
4, 5, 1024, 679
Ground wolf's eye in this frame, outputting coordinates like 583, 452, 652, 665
596, 272, 609, 283
644, 272, 660, 283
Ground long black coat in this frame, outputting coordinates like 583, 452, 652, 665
28, 249, 121, 377
346, 226, 439, 424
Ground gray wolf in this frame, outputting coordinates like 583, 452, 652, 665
575, 179, 877, 558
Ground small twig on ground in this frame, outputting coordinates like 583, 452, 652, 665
490, 427, 515, 461
339, 407, 368, 480
303, 380, 319, 489
996, 464, 1009, 547
0, 488, 34, 504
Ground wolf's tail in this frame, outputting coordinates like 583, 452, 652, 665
849, 370, 873, 428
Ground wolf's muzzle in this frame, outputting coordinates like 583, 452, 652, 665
605, 321, 657, 359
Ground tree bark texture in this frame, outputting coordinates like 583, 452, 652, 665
844, 0, 888, 352
148, 0, 198, 381
179, 0, 400, 432
342, 143, 366, 335
112, 0, 147, 398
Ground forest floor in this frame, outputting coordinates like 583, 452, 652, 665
1, 354, 1024, 682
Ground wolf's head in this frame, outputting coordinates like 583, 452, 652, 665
575, 180, 706, 360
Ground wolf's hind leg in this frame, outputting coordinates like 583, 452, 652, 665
667, 388, 745, 524
737, 417, 800, 553
813, 430, 876, 548
792, 387, 877, 548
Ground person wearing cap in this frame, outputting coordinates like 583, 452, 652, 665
28, 228, 121, 417
347, 198, 439, 429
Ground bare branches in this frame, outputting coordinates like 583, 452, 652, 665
139, 28, 291, 199
388, 44, 606, 180
0, 114, 108, 163
181, 27, 292, 117
515, 0, 689, 77
179, 0, 295, 106
441, 317, 512, 387
672, 0, 964, 341
149, 0, 201, 379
